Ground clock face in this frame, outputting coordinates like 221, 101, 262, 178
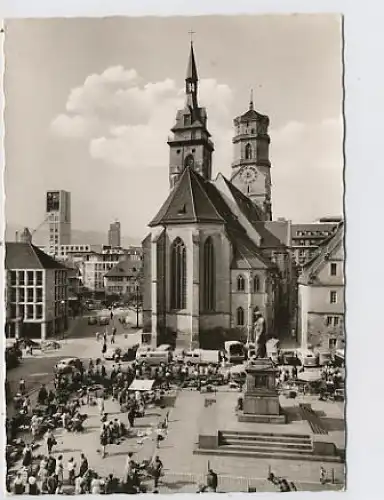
240, 166, 258, 184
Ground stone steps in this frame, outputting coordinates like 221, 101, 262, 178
221, 431, 312, 445
195, 447, 344, 463
220, 443, 314, 454
221, 429, 312, 439
221, 439, 313, 451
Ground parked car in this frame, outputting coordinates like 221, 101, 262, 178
55, 357, 83, 374
88, 316, 98, 325
105, 347, 121, 361
279, 349, 300, 366
99, 317, 110, 326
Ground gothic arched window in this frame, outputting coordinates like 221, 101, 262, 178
245, 143, 252, 160
171, 237, 187, 309
253, 275, 260, 292
203, 237, 215, 311
236, 307, 245, 326
237, 274, 245, 292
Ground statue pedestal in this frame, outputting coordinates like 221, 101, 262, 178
238, 358, 286, 424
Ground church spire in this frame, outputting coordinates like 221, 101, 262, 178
185, 40, 199, 110
249, 89, 254, 110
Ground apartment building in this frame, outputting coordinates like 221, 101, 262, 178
5, 242, 69, 340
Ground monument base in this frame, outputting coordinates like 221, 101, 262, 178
238, 410, 287, 424
243, 389, 280, 416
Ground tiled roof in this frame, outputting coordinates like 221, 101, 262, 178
299, 222, 344, 285
149, 167, 244, 232
104, 259, 141, 278
252, 221, 289, 248
219, 176, 265, 223
227, 229, 276, 270
238, 108, 267, 123
5, 242, 66, 270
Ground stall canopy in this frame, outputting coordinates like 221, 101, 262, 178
297, 370, 322, 383
129, 379, 155, 391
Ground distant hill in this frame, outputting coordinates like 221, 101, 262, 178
5, 224, 142, 247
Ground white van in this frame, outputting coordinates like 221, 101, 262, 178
136, 350, 171, 366
184, 349, 202, 365
135, 346, 153, 362
296, 348, 318, 367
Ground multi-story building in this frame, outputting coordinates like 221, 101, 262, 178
291, 217, 341, 267
40, 244, 93, 260
71, 246, 143, 293
5, 241, 69, 340
108, 221, 121, 247
297, 222, 344, 351
46, 190, 71, 254
104, 259, 142, 297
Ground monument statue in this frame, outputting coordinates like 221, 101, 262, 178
253, 312, 267, 359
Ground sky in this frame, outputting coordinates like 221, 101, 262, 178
4, 15, 343, 242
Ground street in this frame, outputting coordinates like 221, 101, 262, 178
6, 309, 141, 415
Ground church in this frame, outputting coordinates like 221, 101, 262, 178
142, 42, 297, 348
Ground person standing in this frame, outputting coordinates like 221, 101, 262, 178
111, 327, 116, 344
45, 429, 56, 455
151, 456, 163, 489
100, 424, 109, 458
102, 340, 107, 358
55, 455, 64, 493
19, 378, 26, 395
67, 457, 76, 486
79, 453, 88, 477
206, 468, 218, 492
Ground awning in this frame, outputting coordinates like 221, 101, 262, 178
129, 379, 155, 391
229, 365, 246, 375
297, 370, 322, 383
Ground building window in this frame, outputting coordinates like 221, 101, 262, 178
333, 317, 340, 327
329, 338, 337, 349
19, 288, 25, 302
36, 288, 43, 303
330, 291, 337, 304
10, 271, 17, 285
26, 304, 34, 319
330, 263, 337, 276
203, 237, 215, 311
237, 274, 245, 292
19, 271, 25, 285
27, 271, 34, 285
10, 288, 17, 302
184, 115, 191, 126
170, 237, 187, 310
253, 275, 260, 293
245, 143, 252, 159
36, 305, 43, 319
326, 316, 332, 326
236, 307, 245, 326
27, 288, 34, 303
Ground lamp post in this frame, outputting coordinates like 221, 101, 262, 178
135, 280, 139, 329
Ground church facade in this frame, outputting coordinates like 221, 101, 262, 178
142, 43, 297, 348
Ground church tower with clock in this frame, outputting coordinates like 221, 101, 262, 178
168, 42, 214, 189
230, 94, 272, 221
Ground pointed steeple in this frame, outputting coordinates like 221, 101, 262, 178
186, 41, 198, 81
185, 41, 199, 111
249, 89, 254, 110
